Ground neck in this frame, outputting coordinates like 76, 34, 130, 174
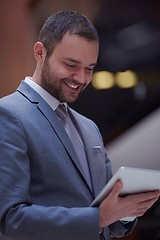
32, 66, 41, 86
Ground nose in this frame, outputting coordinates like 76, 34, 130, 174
72, 69, 87, 84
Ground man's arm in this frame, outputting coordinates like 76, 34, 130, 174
0, 104, 100, 240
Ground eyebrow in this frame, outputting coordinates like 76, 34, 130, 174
64, 57, 97, 67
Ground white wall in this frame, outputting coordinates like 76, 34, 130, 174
106, 108, 160, 174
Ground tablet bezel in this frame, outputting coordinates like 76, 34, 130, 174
90, 166, 160, 207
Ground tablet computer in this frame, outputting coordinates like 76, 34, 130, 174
90, 166, 160, 207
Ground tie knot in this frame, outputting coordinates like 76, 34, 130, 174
56, 104, 68, 120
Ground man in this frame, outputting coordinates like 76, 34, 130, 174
0, 10, 159, 240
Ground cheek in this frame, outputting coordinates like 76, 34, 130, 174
54, 65, 72, 79
86, 73, 93, 85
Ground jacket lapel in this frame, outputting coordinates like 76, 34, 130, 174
37, 101, 86, 173
17, 81, 92, 193
69, 109, 107, 198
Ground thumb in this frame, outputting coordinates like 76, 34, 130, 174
110, 180, 123, 198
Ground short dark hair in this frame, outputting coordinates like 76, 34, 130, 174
38, 10, 99, 57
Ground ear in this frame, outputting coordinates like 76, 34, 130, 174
34, 42, 47, 64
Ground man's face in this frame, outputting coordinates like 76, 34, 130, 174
40, 32, 99, 103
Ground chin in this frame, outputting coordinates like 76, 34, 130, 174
62, 93, 79, 103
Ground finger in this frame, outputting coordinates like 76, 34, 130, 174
110, 180, 123, 198
138, 196, 159, 209
137, 190, 160, 203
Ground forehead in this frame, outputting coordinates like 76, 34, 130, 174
50, 32, 99, 65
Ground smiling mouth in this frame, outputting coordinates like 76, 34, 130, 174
64, 81, 81, 91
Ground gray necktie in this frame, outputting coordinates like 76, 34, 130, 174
56, 104, 92, 188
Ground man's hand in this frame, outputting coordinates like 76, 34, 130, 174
99, 180, 160, 228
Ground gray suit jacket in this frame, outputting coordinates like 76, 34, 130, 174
0, 81, 136, 240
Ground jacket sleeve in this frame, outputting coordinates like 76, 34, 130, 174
108, 219, 137, 237
0, 105, 101, 240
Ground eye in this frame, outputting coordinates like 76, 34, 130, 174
86, 67, 94, 72
65, 63, 76, 68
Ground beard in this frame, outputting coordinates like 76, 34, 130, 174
40, 58, 86, 103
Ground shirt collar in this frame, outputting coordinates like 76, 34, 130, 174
24, 76, 66, 111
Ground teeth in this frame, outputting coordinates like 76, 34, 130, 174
66, 83, 78, 89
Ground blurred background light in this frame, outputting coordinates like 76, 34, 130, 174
115, 70, 138, 88
92, 71, 115, 89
